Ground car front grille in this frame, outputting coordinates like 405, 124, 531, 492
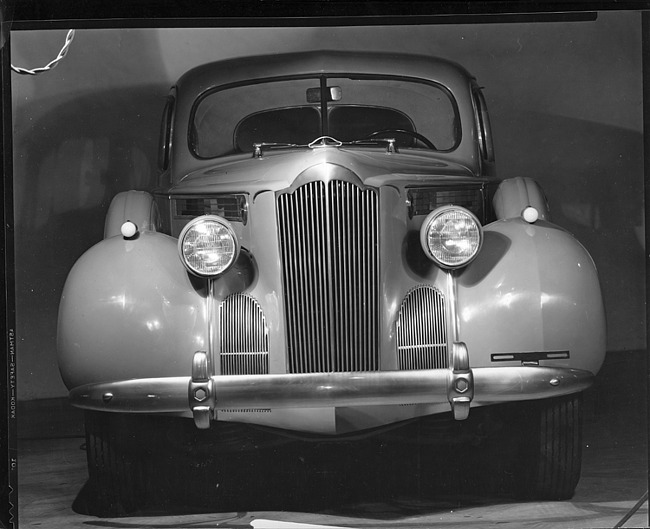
219, 293, 269, 375
277, 180, 379, 373
396, 285, 448, 370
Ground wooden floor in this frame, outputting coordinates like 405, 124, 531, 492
15, 351, 649, 529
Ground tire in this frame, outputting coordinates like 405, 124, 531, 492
515, 392, 583, 500
82, 412, 299, 515
83, 411, 155, 516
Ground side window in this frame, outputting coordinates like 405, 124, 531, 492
158, 93, 175, 173
473, 86, 494, 163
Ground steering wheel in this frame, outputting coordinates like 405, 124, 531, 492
365, 129, 437, 150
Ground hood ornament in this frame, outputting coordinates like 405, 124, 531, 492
308, 136, 343, 149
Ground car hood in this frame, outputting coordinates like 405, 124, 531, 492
172, 147, 482, 194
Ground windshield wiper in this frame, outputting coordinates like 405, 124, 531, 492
345, 137, 399, 153
252, 136, 344, 157
308, 135, 396, 151
252, 135, 399, 158
252, 142, 307, 157
308, 136, 398, 153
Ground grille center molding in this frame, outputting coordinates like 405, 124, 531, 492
277, 176, 379, 373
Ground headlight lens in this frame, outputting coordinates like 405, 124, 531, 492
178, 215, 239, 277
420, 206, 482, 268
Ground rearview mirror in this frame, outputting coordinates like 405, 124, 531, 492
306, 86, 342, 103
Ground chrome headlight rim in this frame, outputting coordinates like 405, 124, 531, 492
420, 205, 483, 269
178, 215, 240, 278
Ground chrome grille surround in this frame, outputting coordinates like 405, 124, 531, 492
396, 285, 448, 370
277, 179, 379, 373
219, 293, 269, 375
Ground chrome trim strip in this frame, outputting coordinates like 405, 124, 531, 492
70, 365, 595, 413
491, 350, 570, 363
207, 279, 216, 373
445, 270, 460, 367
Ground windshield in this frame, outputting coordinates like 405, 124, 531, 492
191, 75, 460, 159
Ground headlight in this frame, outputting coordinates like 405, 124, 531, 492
420, 206, 482, 268
178, 215, 239, 277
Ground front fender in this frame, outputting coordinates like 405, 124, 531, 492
104, 190, 160, 239
493, 177, 550, 221
456, 218, 606, 375
57, 231, 209, 390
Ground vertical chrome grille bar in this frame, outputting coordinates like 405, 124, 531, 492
330, 181, 342, 371
278, 179, 379, 373
314, 181, 330, 372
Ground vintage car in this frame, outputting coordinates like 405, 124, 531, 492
57, 50, 605, 514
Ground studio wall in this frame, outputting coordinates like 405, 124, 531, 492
11, 10, 644, 400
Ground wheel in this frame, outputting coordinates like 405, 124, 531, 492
515, 392, 583, 500
83, 412, 228, 515
81, 412, 301, 515
85, 411, 170, 517
83, 411, 154, 516
365, 129, 437, 150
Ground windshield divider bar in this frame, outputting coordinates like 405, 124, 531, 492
320, 75, 328, 136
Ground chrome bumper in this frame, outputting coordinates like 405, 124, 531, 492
69, 345, 595, 429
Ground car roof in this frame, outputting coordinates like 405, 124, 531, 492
174, 50, 476, 98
